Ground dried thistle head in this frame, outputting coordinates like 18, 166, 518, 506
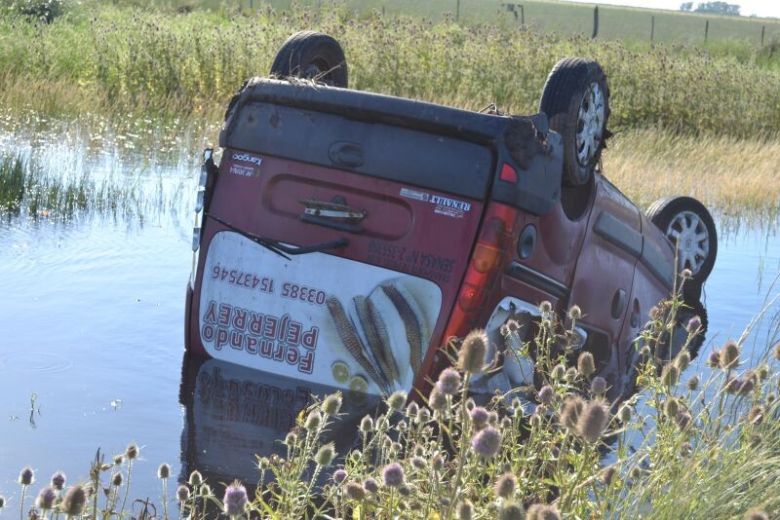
35, 486, 57, 511
577, 351, 596, 378
687, 375, 699, 391
322, 393, 343, 416
457, 499, 474, 520
720, 340, 740, 370
50, 471, 66, 491
494, 472, 516, 499
551, 364, 566, 381
458, 329, 488, 374
61, 486, 87, 517
662, 364, 680, 388
386, 391, 407, 412
538, 385, 554, 405
18, 466, 34, 486
176, 485, 190, 502
576, 400, 610, 444
471, 426, 502, 458
500, 500, 525, 520
315, 443, 336, 467
345, 482, 366, 501
157, 463, 171, 480
590, 376, 607, 396
560, 396, 585, 431
125, 443, 139, 461
664, 397, 679, 418
437, 367, 462, 396
675, 350, 691, 372
222, 480, 248, 517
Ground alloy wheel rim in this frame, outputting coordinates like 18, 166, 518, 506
575, 82, 606, 166
666, 210, 710, 275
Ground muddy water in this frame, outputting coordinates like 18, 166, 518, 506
0, 120, 779, 506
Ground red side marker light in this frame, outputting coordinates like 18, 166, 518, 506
500, 163, 518, 183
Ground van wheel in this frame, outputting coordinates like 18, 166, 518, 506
539, 58, 610, 186
646, 196, 717, 290
270, 31, 348, 88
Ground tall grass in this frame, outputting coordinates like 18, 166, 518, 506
1, 4, 780, 138
3, 289, 780, 518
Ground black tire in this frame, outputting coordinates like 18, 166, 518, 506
646, 196, 717, 290
539, 58, 610, 186
270, 31, 348, 88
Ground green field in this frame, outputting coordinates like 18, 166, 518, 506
146, 0, 780, 45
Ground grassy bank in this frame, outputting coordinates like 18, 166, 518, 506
1, 4, 780, 138
3, 294, 780, 519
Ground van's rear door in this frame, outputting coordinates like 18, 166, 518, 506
194, 98, 496, 396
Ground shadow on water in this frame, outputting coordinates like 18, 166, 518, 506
178, 354, 380, 492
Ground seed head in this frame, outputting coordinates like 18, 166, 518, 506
565, 366, 578, 383
428, 386, 448, 412
125, 443, 139, 461
418, 407, 432, 424
457, 499, 474, 520
576, 400, 610, 444
176, 485, 190, 502
458, 329, 488, 374
680, 441, 693, 457
618, 403, 632, 423
774, 342, 780, 361
501, 416, 513, 430
470, 406, 489, 430
707, 349, 721, 367
577, 352, 596, 378
112, 472, 123, 487
315, 443, 336, 467
601, 466, 616, 486
551, 364, 566, 381
499, 500, 525, 520
568, 305, 582, 321
406, 401, 420, 419
738, 378, 755, 396
687, 375, 699, 391
560, 396, 585, 431
61, 485, 87, 516
382, 462, 405, 487
345, 482, 366, 501
50, 471, 66, 491
664, 398, 679, 418
757, 364, 769, 381
305, 410, 322, 430
725, 377, 741, 394
188, 470, 203, 487
748, 405, 764, 425
720, 340, 740, 369
36, 486, 57, 511
538, 385, 554, 405
410, 456, 426, 471
539, 301, 552, 314
113, 454, 124, 466
432, 453, 445, 472
399, 484, 412, 496
686, 315, 702, 335
494, 472, 516, 499
680, 268, 693, 280
322, 393, 343, 416
201, 484, 212, 496
157, 463, 171, 480
526, 503, 561, 520
0, 496, 4, 509
333, 469, 347, 484
284, 431, 298, 446
675, 411, 692, 430
662, 364, 680, 388
223, 481, 248, 517
471, 426, 502, 458
19, 466, 34, 486
744, 511, 769, 520
359, 415, 374, 433
590, 376, 607, 396
676, 350, 691, 372
363, 477, 379, 494
437, 368, 462, 396
386, 390, 407, 412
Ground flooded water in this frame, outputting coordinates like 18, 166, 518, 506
0, 118, 779, 506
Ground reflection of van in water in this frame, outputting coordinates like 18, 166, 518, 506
184, 32, 716, 403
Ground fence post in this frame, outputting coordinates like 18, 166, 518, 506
456, 0, 460, 22
650, 15, 655, 44
761, 25, 765, 46
704, 19, 709, 43
519, 4, 525, 25
592, 6, 599, 39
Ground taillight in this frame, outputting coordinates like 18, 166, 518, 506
444, 203, 517, 340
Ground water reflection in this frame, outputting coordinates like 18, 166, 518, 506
178, 354, 380, 488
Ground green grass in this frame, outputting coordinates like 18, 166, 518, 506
130, 0, 780, 46
1, 3, 780, 139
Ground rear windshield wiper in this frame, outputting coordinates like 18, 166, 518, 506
206, 214, 349, 260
